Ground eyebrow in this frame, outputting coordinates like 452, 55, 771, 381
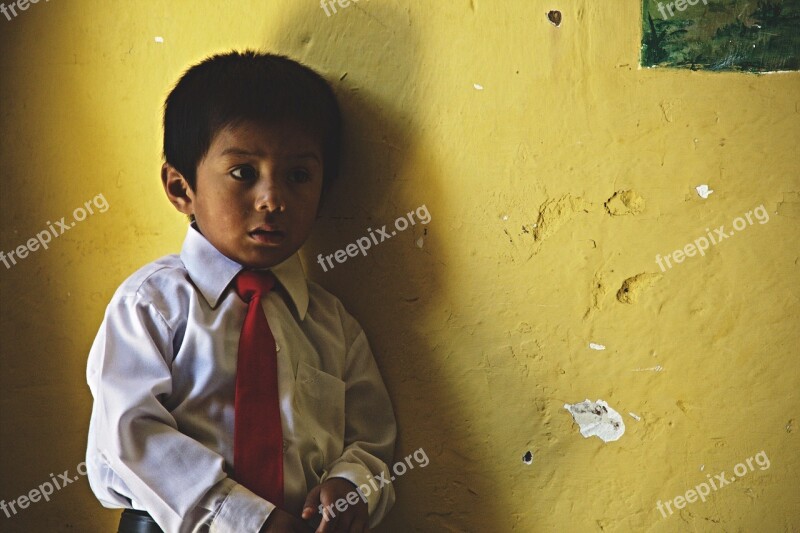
219, 147, 321, 163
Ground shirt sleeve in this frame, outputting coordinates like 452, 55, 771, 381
320, 327, 397, 528
85, 293, 273, 533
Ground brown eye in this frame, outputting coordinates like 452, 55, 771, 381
230, 166, 257, 181
289, 169, 311, 183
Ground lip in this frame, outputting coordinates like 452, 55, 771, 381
249, 225, 286, 246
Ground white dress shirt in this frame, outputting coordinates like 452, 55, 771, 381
86, 224, 396, 533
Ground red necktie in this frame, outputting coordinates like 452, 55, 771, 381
233, 270, 284, 506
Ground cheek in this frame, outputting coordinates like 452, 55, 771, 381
212, 191, 250, 219
300, 187, 323, 214
296, 199, 319, 225
200, 199, 243, 231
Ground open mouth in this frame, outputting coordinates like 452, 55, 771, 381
249, 229, 286, 245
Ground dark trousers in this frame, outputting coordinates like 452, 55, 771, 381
118, 509, 164, 533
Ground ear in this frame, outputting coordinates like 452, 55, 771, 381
162, 162, 194, 216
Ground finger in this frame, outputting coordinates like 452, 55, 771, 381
302, 485, 323, 520
316, 511, 337, 533
328, 513, 350, 533
337, 512, 356, 533
292, 513, 315, 533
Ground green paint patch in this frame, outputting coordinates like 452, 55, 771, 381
641, 0, 800, 71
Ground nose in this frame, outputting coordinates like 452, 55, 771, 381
254, 174, 285, 213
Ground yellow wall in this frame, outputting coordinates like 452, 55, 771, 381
1, 1, 798, 531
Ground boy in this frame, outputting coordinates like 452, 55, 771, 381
86, 51, 397, 533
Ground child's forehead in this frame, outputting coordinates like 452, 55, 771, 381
210, 119, 323, 156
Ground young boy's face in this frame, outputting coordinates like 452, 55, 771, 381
164, 120, 324, 269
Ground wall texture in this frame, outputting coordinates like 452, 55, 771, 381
1, 1, 798, 531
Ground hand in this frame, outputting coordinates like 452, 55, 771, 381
301, 478, 370, 533
260, 507, 314, 533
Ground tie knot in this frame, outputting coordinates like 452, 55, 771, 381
234, 270, 276, 302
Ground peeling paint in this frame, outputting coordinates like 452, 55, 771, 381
589, 343, 606, 350
632, 365, 664, 372
585, 271, 611, 317
564, 399, 626, 443
604, 190, 645, 216
616, 273, 661, 304
659, 100, 675, 123
695, 184, 714, 199
532, 196, 592, 245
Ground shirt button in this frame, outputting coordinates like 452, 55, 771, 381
275, 343, 280, 352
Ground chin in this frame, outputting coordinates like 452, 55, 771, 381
246, 250, 293, 269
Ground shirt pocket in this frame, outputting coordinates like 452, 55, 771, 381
294, 362, 346, 466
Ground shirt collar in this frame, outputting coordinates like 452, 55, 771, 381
180, 224, 309, 319
268, 248, 310, 320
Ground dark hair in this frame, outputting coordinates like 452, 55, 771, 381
163, 50, 342, 194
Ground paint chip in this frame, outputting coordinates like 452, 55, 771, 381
696, 184, 714, 199
522, 450, 533, 465
632, 365, 663, 372
532, 195, 592, 244
416, 237, 424, 248
547, 10, 562, 26
616, 273, 662, 304
604, 190, 645, 216
473, 83, 484, 90
629, 412, 641, 421
564, 399, 626, 442
154, 36, 164, 43
589, 343, 606, 351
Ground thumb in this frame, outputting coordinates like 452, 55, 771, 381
301, 484, 323, 520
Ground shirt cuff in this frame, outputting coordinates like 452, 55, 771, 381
209, 481, 274, 533
323, 462, 382, 517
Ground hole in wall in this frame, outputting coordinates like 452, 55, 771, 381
522, 450, 533, 464
547, 10, 562, 27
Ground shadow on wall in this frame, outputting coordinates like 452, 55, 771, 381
0, 2, 123, 532
270, 3, 506, 531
